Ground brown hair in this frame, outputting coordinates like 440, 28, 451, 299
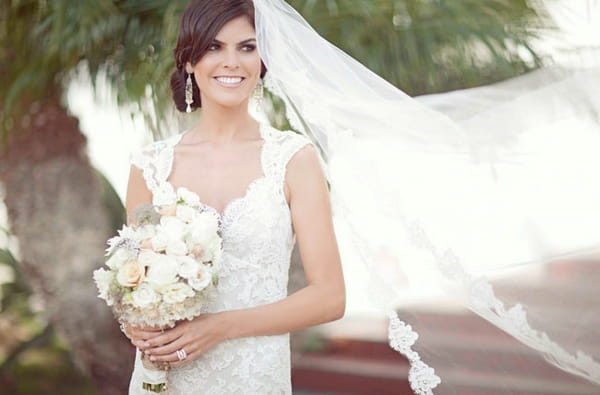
170, 0, 267, 112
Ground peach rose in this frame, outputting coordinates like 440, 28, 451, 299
116, 259, 146, 287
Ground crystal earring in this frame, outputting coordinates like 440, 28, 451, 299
185, 73, 194, 113
253, 79, 264, 112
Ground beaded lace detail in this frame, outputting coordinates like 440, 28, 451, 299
128, 123, 312, 395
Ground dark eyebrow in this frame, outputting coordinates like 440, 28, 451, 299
212, 38, 256, 45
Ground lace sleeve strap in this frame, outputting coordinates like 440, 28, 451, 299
274, 130, 314, 186
128, 137, 178, 200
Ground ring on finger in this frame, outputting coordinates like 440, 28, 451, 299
176, 348, 187, 361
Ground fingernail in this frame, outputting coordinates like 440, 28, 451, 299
144, 342, 150, 347
150, 356, 156, 361
144, 350, 151, 355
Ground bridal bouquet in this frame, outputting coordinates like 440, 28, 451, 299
93, 188, 222, 392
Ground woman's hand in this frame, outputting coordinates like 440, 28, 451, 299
137, 313, 230, 367
121, 324, 164, 349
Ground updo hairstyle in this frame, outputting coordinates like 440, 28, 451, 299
170, 0, 268, 112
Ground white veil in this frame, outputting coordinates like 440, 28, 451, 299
253, 0, 600, 393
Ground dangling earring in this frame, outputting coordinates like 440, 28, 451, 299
253, 79, 264, 112
185, 73, 194, 113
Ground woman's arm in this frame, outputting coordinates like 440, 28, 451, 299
224, 143, 346, 336
125, 165, 153, 225
139, 144, 346, 366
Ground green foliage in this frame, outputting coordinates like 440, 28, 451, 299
288, 0, 554, 95
0, 0, 190, 138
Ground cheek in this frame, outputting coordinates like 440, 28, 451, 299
243, 54, 262, 77
193, 58, 218, 80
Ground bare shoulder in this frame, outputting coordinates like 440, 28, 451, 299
283, 135, 328, 206
288, 141, 319, 170
282, 131, 323, 181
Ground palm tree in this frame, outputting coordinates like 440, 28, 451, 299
0, 1, 149, 393
0, 0, 552, 392
288, 0, 551, 95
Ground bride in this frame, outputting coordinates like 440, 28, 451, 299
120, 0, 600, 394
122, 0, 345, 393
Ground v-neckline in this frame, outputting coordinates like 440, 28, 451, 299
164, 123, 268, 220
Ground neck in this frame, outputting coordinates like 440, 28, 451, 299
189, 98, 259, 144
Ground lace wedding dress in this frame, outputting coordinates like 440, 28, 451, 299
127, 122, 312, 394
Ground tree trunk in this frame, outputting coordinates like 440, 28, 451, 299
0, 95, 132, 394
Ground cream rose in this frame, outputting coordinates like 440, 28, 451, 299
165, 239, 188, 256
151, 233, 168, 252
137, 250, 159, 266
189, 244, 205, 260
176, 204, 198, 224
116, 259, 146, 287
177, 256, 199, 279
131, 284, 160, 308
145, 255, 179, 286
160, 216, 186, 240
188, 265, 212, 291
161, 283, 194, 304
189, 212, 219, 245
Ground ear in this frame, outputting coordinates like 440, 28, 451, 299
185, 62, 194, 74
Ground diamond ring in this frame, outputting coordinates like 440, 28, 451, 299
176, 348, 187, 361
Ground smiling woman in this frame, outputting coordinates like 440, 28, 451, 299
122, 0, 345, 394
169, 0, 267, 112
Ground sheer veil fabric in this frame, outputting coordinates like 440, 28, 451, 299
253, 0, 600, 393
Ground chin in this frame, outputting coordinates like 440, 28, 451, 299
212, 97, 251, 109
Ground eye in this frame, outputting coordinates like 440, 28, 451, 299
241, 44, 256, 52
208, 43, 220, 51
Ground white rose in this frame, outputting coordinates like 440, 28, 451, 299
106, 248, 131, 270
145, 255, 179, 286
161, 283, 194, 304
93, 268, 114, 301
165, 239, 188, 256
131, 284, 160, 308
176, 187, 201, 206
211, 245, 223, 267
189, 243, 205, 260
160, 216, 186, 240
177, 256, 199, 279
151, 233, 169, 252
189, 213, 219, 245
138, 250, 160, 266
176, 205, 198, 224
188, 264, 212, 291
199, 237, 222, 263
116, 259, 146, 287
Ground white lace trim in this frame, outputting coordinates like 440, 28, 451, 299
388, 311, 441, 394
405, 217, 600, 385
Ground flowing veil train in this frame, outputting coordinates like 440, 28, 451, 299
253, 0, 600, 393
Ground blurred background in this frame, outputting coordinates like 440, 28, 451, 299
0, 0, 599, 394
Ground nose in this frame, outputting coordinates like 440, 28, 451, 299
223, 48, 240, 69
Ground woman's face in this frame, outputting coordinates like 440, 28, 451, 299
187, 16, 261, 109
